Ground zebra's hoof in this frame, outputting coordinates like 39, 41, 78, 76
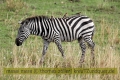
62, 55, 65, 58
79, 60, 85, 67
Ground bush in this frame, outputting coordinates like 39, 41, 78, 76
5, 0, 27, 11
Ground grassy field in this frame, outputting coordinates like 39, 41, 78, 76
0, 0, 120, 80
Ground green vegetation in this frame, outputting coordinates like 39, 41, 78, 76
0, 0, 120, 80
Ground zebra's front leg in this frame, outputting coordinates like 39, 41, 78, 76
54, 38, 64, 58
78, 38, 86, 63
39, 39, 50, 64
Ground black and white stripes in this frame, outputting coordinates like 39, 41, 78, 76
15, 14, 95, 64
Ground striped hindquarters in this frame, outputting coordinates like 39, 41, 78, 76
65, 16, 95, 41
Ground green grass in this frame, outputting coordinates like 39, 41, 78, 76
0, 0, 120, 80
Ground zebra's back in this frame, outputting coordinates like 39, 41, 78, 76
52, 15, 95, 42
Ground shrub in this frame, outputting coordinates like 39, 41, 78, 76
5, 0, 27, 11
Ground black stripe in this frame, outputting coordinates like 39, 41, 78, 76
31, 20, 34, 34
40, 17, 44, 36
55, 18, 65, 40
68, 17, 77, 25
35, 18, 37, 35
81, 26, 94, 33
59, 18, 68, 41
43, 19, 48, 37
72, 17, 89, 29
75, 20, 93, 37
36, 17, 40, 35
82, 31, 93, 36
81, 20, 93, 27
83, 35, 92, 39
63, 19, 71, 41
51, 19, 58, 34
33, 18, 37, 34
48, 19, 54, 39
45, 19, 50, 38
53, 18, 60, 33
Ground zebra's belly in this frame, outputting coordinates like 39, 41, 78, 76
43, 34, 79, 42
60, 35, 77, 42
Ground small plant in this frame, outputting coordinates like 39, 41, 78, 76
5, 0, 26, 11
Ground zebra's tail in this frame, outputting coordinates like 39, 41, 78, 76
91, 27, 95, 40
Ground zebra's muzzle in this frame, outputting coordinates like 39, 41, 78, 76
15, 38, 22, 46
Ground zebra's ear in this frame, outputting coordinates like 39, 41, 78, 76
18, 21, 22, 24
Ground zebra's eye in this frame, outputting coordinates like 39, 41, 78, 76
20, 30, 24, 33
21, 31, 24, 32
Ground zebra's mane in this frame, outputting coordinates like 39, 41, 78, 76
21, 16, 49, 24
26, 16, 49, 20
20, 14, 82, 24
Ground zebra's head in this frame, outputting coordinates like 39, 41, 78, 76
15, 20, 30, 46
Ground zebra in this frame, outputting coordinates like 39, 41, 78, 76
15, 14, 95, 64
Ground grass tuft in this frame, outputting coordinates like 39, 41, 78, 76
5, 0, 27, 12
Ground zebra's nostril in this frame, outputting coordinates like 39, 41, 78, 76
15, 38, 22, 46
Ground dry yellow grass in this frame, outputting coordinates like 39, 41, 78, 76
1, 34, 120, 80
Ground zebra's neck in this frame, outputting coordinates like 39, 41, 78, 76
29, 18, 51, 37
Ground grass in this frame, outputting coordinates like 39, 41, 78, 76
0, 0, 120, 80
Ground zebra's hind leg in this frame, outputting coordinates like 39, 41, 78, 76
84, 37, 95, 65
54, 38, 65, 58
39, 39, 50, 64
78, 37, 86, 63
